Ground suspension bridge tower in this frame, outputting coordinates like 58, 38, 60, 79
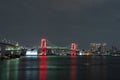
39, 38, 47, 56
71, 43, 77, 56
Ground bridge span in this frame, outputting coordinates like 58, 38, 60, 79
0, 39, 24, 58
38, 38, 78, 56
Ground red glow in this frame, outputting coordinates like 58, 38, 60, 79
39, 56, 47, 80
40, 38, 47, 56
71, 43, 77, 56
70, 56, 77, 80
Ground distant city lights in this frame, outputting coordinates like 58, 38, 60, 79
26, 49, 38, 56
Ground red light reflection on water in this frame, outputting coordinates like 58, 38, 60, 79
70, 56, 77, 80
39, 56, 47, 80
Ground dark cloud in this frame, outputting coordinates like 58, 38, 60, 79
0, 0, 120, 49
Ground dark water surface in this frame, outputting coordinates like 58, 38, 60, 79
0, 56, 120, 80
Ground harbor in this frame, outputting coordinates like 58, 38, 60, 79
1, 0, 120, 79
0, 38, 120, 80
0, 38, 120, 60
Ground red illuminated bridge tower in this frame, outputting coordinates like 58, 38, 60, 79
71, 43, 77, 56
40, 38, 47, 56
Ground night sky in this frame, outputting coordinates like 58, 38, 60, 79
0, 0, 120, 49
